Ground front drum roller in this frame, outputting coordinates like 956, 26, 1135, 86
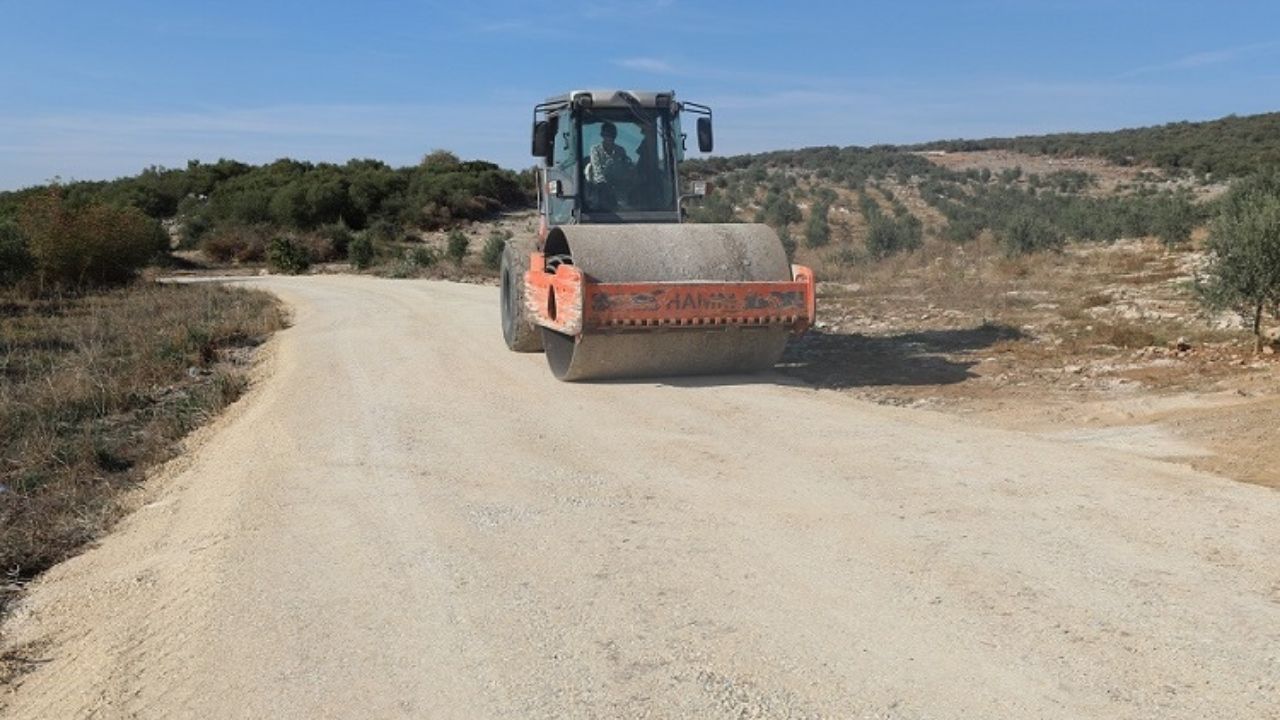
500, 238, 543, 352
534, 224, 806, 381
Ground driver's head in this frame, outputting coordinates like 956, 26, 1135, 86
601, 122, 617, 145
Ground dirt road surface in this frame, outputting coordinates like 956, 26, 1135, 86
4, 276, 1279, 719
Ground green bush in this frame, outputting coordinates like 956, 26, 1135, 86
366, 218, 401, 243
0, 219, 33, 286
266, 236, 310, 274
481, 230, 510, 270
410, 246, 438, 268
866, 214, 923, 258
1152, 193, 1197, 247
18, 190, 167, 288
755, 189, 801, 230
201, 224, 268, 263
446, 229, 469, 263
999, 166, 1023, 183
295, 234, 341, 263
777, 225, 797, 260
828, 246, 862, 266
176, 195, 212, 248
999, 212, 1064, 256
805, 202, 831, 248
318, 222, 354, 257
348, 234, 374, 269
942, 216, 983, 244
689, 192, 736, 223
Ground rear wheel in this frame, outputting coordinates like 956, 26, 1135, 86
500, 240, 543, 353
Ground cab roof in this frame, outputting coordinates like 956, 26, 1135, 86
541, 89, 677, 109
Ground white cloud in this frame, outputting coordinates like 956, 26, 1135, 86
1119, 41, 1280, 78
616, 57, 680, 75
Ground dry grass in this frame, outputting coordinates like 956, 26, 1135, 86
807, 234, 1261, 392
0, 282, 285, 592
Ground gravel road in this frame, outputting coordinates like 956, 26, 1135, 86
3, 275, 1278, 719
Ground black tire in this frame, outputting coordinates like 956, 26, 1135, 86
500, 240, 544, 353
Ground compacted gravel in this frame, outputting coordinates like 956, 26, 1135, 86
4, 275, 1278, 719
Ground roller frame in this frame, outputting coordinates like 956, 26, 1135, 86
524, 252, 816, 337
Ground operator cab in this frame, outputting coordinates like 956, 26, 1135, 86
532, 90, 712, 225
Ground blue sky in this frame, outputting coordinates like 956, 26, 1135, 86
1, 0, 1278, 190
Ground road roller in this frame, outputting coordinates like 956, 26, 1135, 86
501, 89, 815, 381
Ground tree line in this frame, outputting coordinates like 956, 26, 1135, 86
0, 151, 535, 289
912, 111, 1280, 178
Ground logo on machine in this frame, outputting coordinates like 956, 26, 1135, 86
662, 290, 738, 312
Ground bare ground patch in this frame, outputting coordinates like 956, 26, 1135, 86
782, 235, 1280, 489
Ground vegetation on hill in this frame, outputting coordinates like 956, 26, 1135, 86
684, 143, 1203, 264
913, 111, 1280, 178
0, 151, 535, 284
683, 112, 1280, 342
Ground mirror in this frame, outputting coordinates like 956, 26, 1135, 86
697, 117, 713, 153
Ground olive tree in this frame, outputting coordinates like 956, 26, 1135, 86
804, 201, 830, 248
1199, 173, 1280, 351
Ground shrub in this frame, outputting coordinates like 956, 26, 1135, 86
1198, 173, 1280, 349
942, 216, 983, 244
755, 189, 801, 230
446, 229, 469, 263
366, 217, 401, 243
0, 219, 33, 286
1103, 323, 1159, 349
17, 190, 167, 288
176, 195, 212, 248
828, 246, 862, 266
318, 222, 354, 257
294, 234, 339, 263
777, 224, 797, 260
998, 212, 1064, 256
481, 229, 511, 270
689, 192, 736, 223
805, 202, 831, 248
1152, 193, 1197, 247
201, 224, 268, 263
349, 233, 375, 269
866, 214, 922, 258
266, 236, 311, 274
410, 246, 438, 268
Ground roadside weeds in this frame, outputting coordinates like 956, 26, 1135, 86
0, 282, 286, 615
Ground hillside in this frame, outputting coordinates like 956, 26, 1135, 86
913, 110, 1280, 177
683, 110, 1280, 267
679, 112, 1280, 489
